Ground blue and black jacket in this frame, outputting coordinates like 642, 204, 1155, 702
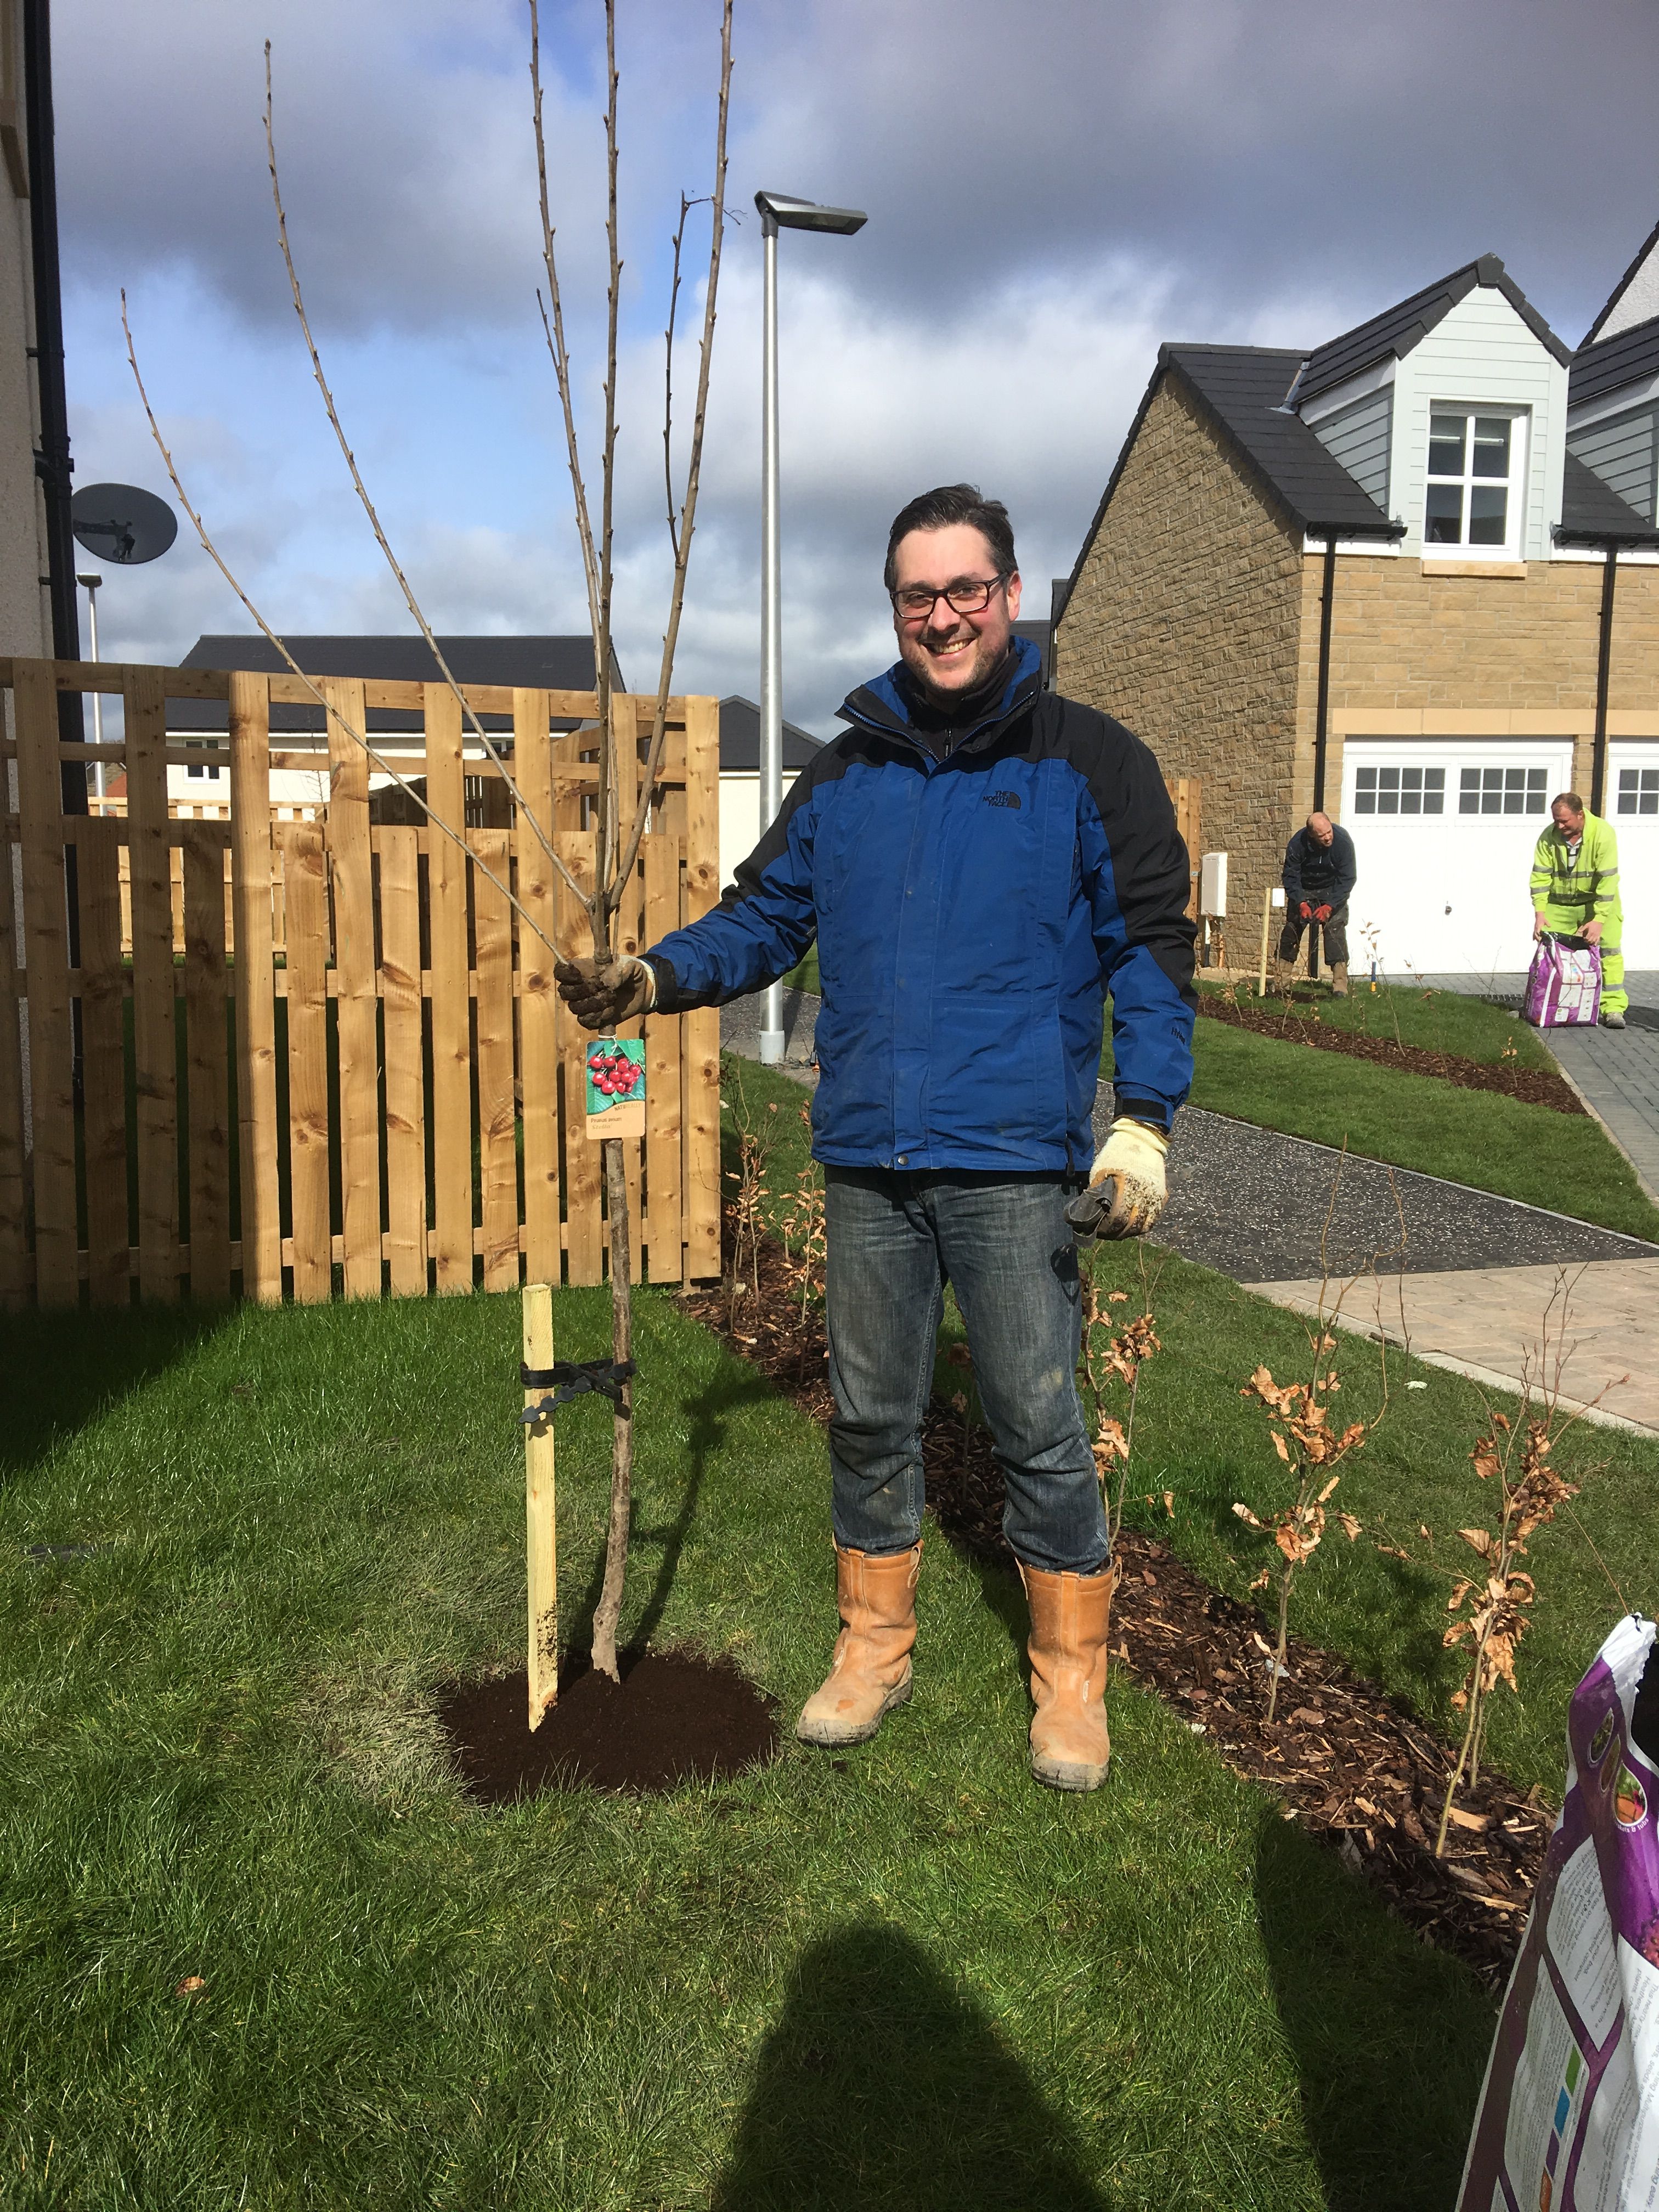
646, 636, 1196, 1173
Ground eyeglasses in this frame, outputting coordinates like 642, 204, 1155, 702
890, 574, 1008, 622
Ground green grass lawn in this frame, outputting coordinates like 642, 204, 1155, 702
0, 1288, 1496, 2210
1108, 1018, 1659, 1242
781, 944, 821, 996
1200, 977, 1555, 1069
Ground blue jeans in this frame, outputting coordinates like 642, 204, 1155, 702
823, 1168, 1109, 1576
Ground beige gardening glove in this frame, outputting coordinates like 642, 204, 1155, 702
1064, 1119, 1170, 1240
554, 954, 656, 1031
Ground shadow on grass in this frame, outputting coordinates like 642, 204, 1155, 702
562, 1355, 785, 1658
0, 1301, 230, 1485
1254, 1807, 1493, 2212
712, 1922, 1105, 2210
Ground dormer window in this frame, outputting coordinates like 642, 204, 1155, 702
1425, 409, 1526, 556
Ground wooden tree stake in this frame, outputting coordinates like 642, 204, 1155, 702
523, 1282, 559, 1728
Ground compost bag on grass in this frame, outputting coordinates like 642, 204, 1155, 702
1458, 1614, 1659, 2211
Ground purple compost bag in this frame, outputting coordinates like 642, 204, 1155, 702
1457, 1614, 1659, 2212
1524, 936, 1603, 1029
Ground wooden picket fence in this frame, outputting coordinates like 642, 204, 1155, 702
0, 658, 721, 1309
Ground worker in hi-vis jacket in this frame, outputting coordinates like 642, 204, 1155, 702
1531, 792, 1626, 1029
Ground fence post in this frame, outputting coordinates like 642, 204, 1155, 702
126, 666, 180, 1301
0, 674, 31, 1308
324, 678, 382, 1299
681, 695, 721, 1283
514, 688, 561, 1286
230, 672, 281, 1302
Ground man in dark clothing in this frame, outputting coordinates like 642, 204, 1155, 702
555, 484, 1195, 1793
1279, 811, 1357, 995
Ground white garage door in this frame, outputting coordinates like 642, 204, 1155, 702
1341, 739, 1573, 978
1609, 741, 1659, 969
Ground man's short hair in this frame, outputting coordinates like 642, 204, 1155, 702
1552, 792, 1586, 815
883, 484, 1017, 591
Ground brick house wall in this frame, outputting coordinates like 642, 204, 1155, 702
1053, 376, 1305, 957
1297, 554, 1659, 810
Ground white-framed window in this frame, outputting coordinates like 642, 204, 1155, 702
185, 737, 221, 781
1424, 407, 1527, 556
1353, 764, 1444, 815
1618, 765, 1659, 816
1458, 765, 1548, 816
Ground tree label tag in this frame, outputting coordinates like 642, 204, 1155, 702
584, 1038, 646, 1139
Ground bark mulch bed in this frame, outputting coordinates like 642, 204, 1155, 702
1197, 992, 1583, 1116
438, 1651, 780, 1804
686, 1228, 1549, 1990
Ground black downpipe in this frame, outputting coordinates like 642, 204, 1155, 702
1308, 532, 1337, 980
23, 0, 84, 811
1591, 542, 1618, 816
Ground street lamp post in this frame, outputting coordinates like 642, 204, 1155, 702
76, 571, 104, 799
754, 189, 866, 1064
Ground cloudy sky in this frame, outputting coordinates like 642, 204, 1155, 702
57, 0, 1659, 736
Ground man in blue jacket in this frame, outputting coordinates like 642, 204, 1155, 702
557, 485, 1195, 1792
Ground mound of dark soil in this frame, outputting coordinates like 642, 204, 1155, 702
438, 1650, 778, 1805
1197, 993, 1583, 1114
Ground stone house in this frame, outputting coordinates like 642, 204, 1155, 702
1053, 239, 1659, 977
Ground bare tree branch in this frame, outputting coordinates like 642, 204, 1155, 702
615, 0, 733, 900
590, 0, 623, 948
663, 192, 693, 561
122, 292, 561, 963
529, 1, 602, 652
261, 44, 590, 919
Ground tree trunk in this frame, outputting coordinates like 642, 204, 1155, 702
590, 1133, 634, 1681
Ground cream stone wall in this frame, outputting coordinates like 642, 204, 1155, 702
1296, 552, 1659, 816
1053, 374, 1305, 957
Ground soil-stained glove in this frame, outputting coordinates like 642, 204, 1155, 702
1064, 1119, 1170, 1241
554, 954, 656, 1031
1297, 901, 1314, 922
1313, 904, 1333, 923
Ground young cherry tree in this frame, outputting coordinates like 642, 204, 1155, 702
127, 0, 736, 1687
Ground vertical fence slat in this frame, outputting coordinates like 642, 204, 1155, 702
182, 825, 232, 1301
280, 823, 331, 1301
617, 844, 645, 1288
523, 1282, 558, 1724
472, 828, 518, 1289
681, 694, 721, 1281
379, 825, 427, 1295
555, 833, 602, 1285
643, 833, 681, 1284
325, 678, 381, 1298
0, 716, 27, 1308
125, 667, 179, 1301
426, 686, 472, 1291
230, 673, 280, 1302
13, 662, 77, 1303
514, 689, 560, 1285
78, 817, 131, 1306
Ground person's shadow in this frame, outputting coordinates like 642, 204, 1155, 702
711, 1922, 1107, 2210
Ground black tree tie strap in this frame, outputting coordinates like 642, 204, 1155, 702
519, 1358, 636, 1423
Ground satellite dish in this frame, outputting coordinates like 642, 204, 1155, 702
70, 482, 178, 566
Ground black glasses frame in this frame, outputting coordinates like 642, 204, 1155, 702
890, 574, 1009, 622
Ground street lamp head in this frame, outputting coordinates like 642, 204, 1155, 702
754, 188, 866, 236
77, 572, 102, 590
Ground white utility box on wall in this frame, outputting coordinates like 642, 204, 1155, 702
1199, 851, 1228, 918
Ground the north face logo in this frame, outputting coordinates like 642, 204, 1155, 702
985, 791, 1022, 810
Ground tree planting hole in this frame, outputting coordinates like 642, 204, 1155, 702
437, 1650, 780, 1804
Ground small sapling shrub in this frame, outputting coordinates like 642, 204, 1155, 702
1076, 1252, 1161, 1549
1233, 1334, 1378, 1722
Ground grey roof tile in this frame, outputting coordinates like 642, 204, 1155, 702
1555, 450, 1659, 546
168, 633, 620, 732
1570, 315, 1659, 413
1298, 253, 1571, 406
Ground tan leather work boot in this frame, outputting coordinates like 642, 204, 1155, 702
1331, 962, 1350, 998
1020, 1561, 1118, 1791
796, 1542, 921, 1747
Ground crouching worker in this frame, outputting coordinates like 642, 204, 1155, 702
1278, 811, 1356, 994
555, 484, 1195, 1792
1532, 792, 1626, 1030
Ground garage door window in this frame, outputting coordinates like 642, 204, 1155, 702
1353, 765, 1444, 815
1617, 767, 1659, 816
1459, 766, 1547, 816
